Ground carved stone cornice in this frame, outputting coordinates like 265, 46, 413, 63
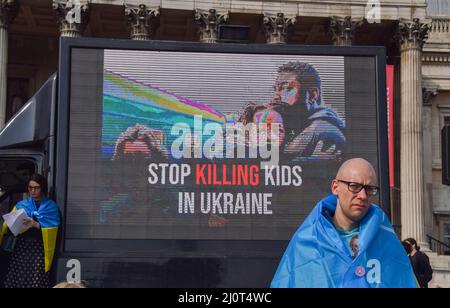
125, 4, 160, 41
422, 53, 450, 64
263, 12, 296, 44
398, 18, 431, 52
423, 87, 438, 106
329, 16, 363, 46
53, 0, 90, 37
0, 0, 19, 30
194, 8, 228, 43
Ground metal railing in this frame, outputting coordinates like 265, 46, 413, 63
427, 234, 450, 255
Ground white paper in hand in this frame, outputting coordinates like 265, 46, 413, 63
2, 208, 31, 236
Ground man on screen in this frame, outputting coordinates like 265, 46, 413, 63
270, 158, 417, 288
240, 62, 345, 161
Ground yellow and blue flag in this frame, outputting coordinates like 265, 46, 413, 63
271, 195, 417, 288
1, 197, 60, 272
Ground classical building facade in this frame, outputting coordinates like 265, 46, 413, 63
1, 0, 449, 286
422, 0, 450, 287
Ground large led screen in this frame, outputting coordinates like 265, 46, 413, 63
65, 47, 379, 241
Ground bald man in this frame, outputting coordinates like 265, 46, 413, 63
271, 158, 417, 288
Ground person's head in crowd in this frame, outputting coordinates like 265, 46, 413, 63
331, 158, 378, 230
402, 240, 413, 255
404, 238, 420, 252
27, 174, 48, 202
53, 281, 86, 288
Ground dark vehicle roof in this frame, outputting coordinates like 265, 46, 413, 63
0, 73, 56, 149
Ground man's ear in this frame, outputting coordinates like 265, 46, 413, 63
331, 179, 339, 196
309, 87, 320, 102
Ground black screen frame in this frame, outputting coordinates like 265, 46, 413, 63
56, 37, 388, 256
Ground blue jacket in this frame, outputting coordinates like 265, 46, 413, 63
271, 195, 417, 288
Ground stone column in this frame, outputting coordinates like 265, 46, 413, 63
125, 4, 160, 41
398, 19, 430, 246
194, 8, 228, 43
329, 16, 363, 46
422, 87, 438, 244
0, 0, 18, 128
53, 0, 89, 37
263, 12, 296, 44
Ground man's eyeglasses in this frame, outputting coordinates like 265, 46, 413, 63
28, 185, 41, 191
336, 179, 379, 196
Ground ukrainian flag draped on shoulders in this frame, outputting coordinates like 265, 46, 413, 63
0, 196, 61, 272
271, 195, 417, 288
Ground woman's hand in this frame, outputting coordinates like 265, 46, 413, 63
23, 217, 40, 229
